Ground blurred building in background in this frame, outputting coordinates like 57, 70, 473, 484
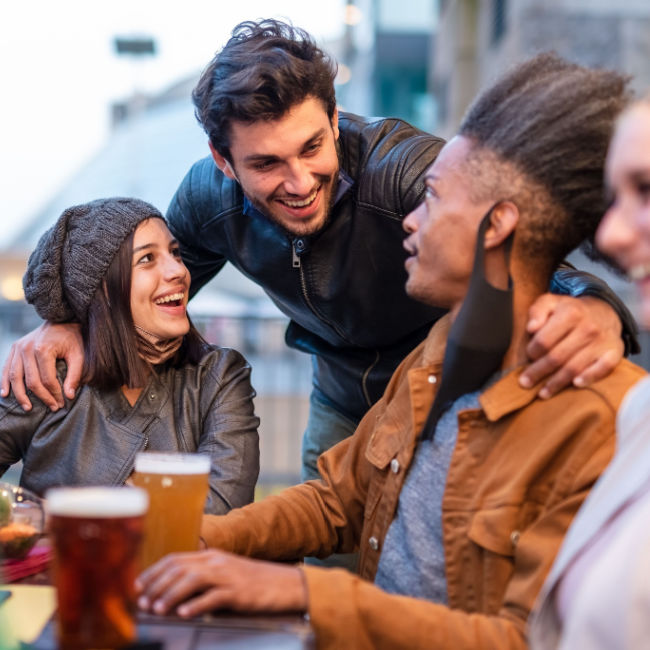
434, 0, 650, 138
335, 0, 437, 130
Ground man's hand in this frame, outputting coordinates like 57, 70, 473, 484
519, 294, 624, 398
0, 322, 83, 411
135, 549, 308, 618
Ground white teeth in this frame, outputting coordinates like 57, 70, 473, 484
154, 292, 184, 305
628, 264, 650, 281
282, 189, 318, 208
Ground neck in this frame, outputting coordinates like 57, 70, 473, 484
121, 385, 143, 407
501, 261, 548, 371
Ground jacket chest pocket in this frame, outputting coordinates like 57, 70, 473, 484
462, 504, 536, 613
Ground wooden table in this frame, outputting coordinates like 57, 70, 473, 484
14, 563, 315, 649
31, 612, 315, 649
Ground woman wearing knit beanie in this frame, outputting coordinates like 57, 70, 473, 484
0, 197, 259, 514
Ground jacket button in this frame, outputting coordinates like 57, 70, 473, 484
368, 536, 379, 551
149, 392, 156, 401
295, 238, 306, 252
428, 374, 437, 384
390, 458, 400, 474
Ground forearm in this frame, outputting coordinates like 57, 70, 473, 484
201, 480, 357, 561
302, 567, 526, 650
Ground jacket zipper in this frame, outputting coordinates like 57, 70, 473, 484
292, 239, 353, 344
291, 239, 381, 407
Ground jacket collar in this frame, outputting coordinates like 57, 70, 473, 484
422, 314, 541, 422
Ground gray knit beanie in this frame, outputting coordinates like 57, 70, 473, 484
23, 197, 164, 323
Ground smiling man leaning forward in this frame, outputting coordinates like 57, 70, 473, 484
134, 54, 646, 649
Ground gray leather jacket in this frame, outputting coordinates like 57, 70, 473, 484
0, 346, 259, 514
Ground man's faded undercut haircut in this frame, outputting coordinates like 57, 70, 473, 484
192, 19, 338, 162
459, 52, 629, 271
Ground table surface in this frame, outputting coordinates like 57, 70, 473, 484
32, 612, 315, 650
13, 563, 315, 650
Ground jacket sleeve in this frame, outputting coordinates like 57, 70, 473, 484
200, 393, 383, 560
0, 394, 50, 477
550, 266, 639, 356
166, 159, 229, 298
299, 415, 616, 650
197, 349, 261, 515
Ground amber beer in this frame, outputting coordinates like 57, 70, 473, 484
132, 452, 210, 568
46, 486, 148, 650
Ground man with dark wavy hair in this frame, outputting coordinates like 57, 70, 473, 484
1, 21, 637, 566
134, 54, 645, 649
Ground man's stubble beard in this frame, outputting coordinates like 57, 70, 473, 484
245, 171, 340, 238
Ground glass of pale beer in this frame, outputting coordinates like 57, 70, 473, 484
46, 486, 148, 650
131, 452, 210, 569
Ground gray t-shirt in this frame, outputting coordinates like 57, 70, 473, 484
374, 388, 482, 603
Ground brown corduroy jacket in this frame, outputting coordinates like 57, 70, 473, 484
202, 315, 645, 649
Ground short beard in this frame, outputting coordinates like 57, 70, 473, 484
248, 171, 339, 238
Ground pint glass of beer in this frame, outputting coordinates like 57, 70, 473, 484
46, 486, 148, 650
132, 452, 210, 568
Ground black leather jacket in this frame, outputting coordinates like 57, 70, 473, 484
167, 113, 638, 420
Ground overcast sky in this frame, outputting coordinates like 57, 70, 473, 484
0, 1, 346, 242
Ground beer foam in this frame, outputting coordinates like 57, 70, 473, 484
46, 487, 149, 517
134, 452, 211, 475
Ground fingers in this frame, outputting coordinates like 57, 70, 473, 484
0, 345, 14, 398
30, 342, 65, 409
137, 552, 223, 614
525, 293, 558, 341
61, 345, 83, 401
571, 344, 623, 388
520, 294, 625, 397
524, 295, 576, 362
176, 588, 234, 618
2, 343, 32, 411
520, 328, 588, 396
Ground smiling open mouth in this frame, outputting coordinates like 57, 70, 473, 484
628, 264, 650, 281
278, 187, 320, 208
154, 292, 185, 306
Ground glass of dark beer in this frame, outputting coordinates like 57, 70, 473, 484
46, 486, 149, 649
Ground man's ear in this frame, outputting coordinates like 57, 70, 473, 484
331, 106, 340, 141
208, 141, 238, 181
484, 201, 519, 250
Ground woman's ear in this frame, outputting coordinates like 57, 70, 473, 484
484, 201, 519, 250
208, 142, 238, 181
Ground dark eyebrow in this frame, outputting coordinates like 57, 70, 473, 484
242, 128, 327, 164
132, 239, 178, 255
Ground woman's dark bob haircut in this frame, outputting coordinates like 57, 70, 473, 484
82, 218, 206, 390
